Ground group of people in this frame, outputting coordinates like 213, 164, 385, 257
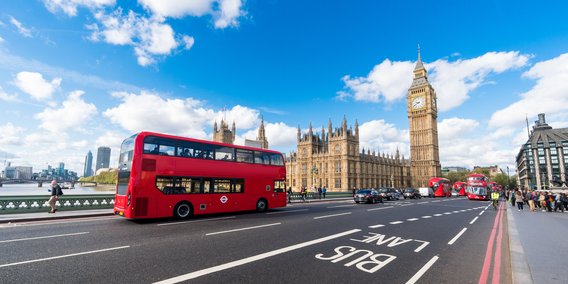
290, 186, 327, 203
506, 188, 568, 212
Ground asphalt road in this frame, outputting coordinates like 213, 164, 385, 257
0, 197, 511, 283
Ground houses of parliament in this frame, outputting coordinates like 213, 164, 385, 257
214, 48, 441, 191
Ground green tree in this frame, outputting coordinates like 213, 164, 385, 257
444, 171, 470, 184
492, 173, 508, 188
472, 168, 491, 177
79, 170, 118, 184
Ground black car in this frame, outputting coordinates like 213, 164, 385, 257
403, 188, 421, 199
378, 187, 397, 200
354, 189, 383, 204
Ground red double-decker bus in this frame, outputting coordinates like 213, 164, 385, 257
428, 177, 451, 197
453, 181, 466, 196
466, 173, 489, 200
114, 131, 287, 219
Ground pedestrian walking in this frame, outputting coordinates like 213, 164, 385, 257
322, 186, 327, 199
528, 191, 536, 212
318, 187, 322, 199
48, 180, 63, 213
287, 187, 292, 204
514, 189, 524, 211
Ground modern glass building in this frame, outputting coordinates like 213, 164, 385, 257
96, 146, 111, 172
83, 150, 93, 177
516, 113, 568, 190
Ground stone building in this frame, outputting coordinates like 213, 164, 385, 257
516, 113, 568, 190
286, 117, 410, 192
213, 119, 236, 144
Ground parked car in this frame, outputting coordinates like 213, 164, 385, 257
418, 187, 434, 198
378, 187, 398, 201
403, 188, 421, 199
354, 189, 383, 204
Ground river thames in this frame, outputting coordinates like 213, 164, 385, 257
0, 183, 115, 196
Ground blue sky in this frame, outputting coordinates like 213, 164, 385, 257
1, 0, 568, 175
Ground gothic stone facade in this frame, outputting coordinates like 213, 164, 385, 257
286, 117, 410, 192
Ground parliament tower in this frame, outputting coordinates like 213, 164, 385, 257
407, 47, 441, 187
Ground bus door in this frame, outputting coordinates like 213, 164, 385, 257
272, 180, 286, 207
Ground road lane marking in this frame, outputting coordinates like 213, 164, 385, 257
479, 211, 485, 216
478, 203, 504, 284
368, 224, 385, 228
407, 218, 419, 221
206, 223, 281, 236
421, 216, 432, 219
327, 205, 355, 208
444, 212, 452, 215
400, 204, 413, 207
313, 212, 352, 220
266, 209, 309, 215
448, 228, 468, 245
452, 211, 460, 213
154, 229, 362, 284
0, 246, 130, 268
367, 206, 394, 211
417, 202, 429, 204
158, 216, 236, 226
0, 232, 89, 243
433, 214, 443, 217
389, 221, 404, 225
493, 203, 505, 284
470, 217, 479, 224
1, 216, 117, 228
405, 255, 439, 284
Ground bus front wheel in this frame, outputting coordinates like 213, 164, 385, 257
256, 199, 268, 212
174, 202, 193, 219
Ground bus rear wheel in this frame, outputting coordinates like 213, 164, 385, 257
256, 199, 268, 212
174, 202, 193, 219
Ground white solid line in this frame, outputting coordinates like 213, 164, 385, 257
406, 255, 440, 284
421, 216, 432, 219
158, 216, 236, 226
367, 206, 394, 211
390, 221, 404, 225
0, 232, 89, 243
314, 212, 352, 220
368, 224, 385, 228
206, 223, 281, 236
154, 229, 362, 284
266, 209, 309, 215
327, 204, 355, 209
407, 218, 419, 221
448, 228, 468, 245
470, 217, 479, 224
0, 246, 130, 268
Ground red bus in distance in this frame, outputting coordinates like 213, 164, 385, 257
428, 177, 451, 197
114, 131, 287, 219
466, 173, 489, 201
453, 181, 466, 196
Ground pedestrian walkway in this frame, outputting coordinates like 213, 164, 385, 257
507, 203, 568, 284
0, 209, 114, 223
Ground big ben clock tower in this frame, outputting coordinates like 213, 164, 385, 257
408, 46, 441, 187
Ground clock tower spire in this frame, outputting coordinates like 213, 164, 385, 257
407, 46, 441, 187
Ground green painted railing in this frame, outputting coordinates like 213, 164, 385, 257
288, 191, 352, 201
0, 194, 115, 214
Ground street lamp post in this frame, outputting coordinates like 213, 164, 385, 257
506, 166, 510, 190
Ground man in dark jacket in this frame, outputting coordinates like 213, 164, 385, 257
48, 180, 63, 213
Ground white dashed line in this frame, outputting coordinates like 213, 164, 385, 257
266, 209, 309, 215
313, 212, 352, 220
368, 224, 385, 229
206, 223, 281, 236
470, 217, 479, 224
407, 218, 419, 221
367, 206, 394, 211
406, 255, 440, 284
390, 221, 404, 225
421, 216, 432, 219
433, 214, 443, 217
448, 228, 468, 245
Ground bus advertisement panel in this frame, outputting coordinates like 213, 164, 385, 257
466, 173, 489, 201
428, 177, 451, 197
453, 181, 466, 196
114, 132, 287, 219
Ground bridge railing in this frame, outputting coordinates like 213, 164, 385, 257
0, 194, 115, 214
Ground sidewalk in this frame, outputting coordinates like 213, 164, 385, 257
507, 203, 568, 284
0, 196, 353, 223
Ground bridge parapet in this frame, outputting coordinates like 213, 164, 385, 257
0, 194, 114, 214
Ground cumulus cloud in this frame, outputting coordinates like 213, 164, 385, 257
34, 90, 97, 133
0, 123, 24, 145
359, 119, 410, 157
43, 0, 116, 16
13, 71, 62, 101
489, 53, 568, 130
139, 0, 245, 28
438, 117, 479, 141
0, 86, 18, 102
9, 16, 32, 38
241, 122, 297, 150
339, 51, 529, 111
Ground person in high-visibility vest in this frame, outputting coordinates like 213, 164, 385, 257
491, 191, 500, 209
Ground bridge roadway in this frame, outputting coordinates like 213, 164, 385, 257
0, 197, 510, 283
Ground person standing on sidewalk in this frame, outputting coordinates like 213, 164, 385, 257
322, 186, 327, 199
528, 191, 536, 212
514, 189, 524, 211
48, 180, 63, 213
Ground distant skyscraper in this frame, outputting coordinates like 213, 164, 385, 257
58, 162, 65, 176
96, 146, 111, 172
84, 150, 93, 177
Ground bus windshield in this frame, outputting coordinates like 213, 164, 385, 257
469, 187, 487, 195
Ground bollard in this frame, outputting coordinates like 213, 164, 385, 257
38, 181, 43, 187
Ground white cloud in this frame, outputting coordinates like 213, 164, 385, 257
34, 90, 98, 133
359, 119, 410, 157
182, 35, 195, 50
489, 53, 568, 130
9, 16, 32, 38
214, 0, 245, 29
43, 0, 116, 16
437, 117, 479, 141
0, 86, 18, 102
13, 71, 62, 101
0, 123, 24, 145
339, 51, 529, 111
241, 122, 297, 150
139, 0, 213, 18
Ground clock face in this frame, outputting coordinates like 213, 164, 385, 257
412, 96, 425, 109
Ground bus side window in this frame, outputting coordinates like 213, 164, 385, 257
144, 143, 159, 154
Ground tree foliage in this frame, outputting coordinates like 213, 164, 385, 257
444, 171, 470, 183
79, 170, 118, 184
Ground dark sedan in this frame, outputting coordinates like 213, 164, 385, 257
403, 188, 421, 199
354, 189, 383, 204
